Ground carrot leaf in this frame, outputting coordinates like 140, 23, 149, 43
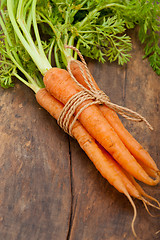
36, 0, 160, 74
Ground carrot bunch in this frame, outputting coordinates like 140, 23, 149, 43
37, 65, 160, 237
1, 0, 160, 238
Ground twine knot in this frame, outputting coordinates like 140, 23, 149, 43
57, 45, 153, 136
89, 89, 110, 104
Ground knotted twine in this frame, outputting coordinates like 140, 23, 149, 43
57, 45, 153, 136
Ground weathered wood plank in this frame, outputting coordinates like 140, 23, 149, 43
68, 29, 160, 240
0, 84, 71, 240
122, 28, 160, 239
0, 27, 159, 240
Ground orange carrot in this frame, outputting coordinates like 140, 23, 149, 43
43, 68, 158, 186
70, 60, 159, 172
36, 88, 160, 237
36, 88, 138, 196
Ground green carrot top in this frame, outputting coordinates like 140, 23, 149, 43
36, 0, 160, 72
0, 0, 160, 89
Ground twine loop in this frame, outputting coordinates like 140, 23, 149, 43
57, 45, 153, 136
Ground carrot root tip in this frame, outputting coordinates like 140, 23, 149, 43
125, 192, 137, 238
140, 192, 160, 208
140, 197, 160, 217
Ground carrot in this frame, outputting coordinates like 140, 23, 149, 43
36, 88, 160, 237
36, 88, 136, 236
70, 60, 159, 172
36, 88, 138, 196
35, 89, 140, 197
43, 68, 158, 186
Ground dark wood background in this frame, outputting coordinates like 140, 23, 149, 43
0, 28, 160, 240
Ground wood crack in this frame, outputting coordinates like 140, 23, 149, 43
66, 137, 74, 240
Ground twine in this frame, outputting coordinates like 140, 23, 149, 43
57, 45, 153, 136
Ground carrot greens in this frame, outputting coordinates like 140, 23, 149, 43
0, 10, 40, 91
35, 0, 160, 73
0, 0, 160, 87
0, 0, 52, 89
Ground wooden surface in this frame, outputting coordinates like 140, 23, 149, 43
0, 28, 160, 240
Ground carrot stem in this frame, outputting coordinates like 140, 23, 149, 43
7, 0, 52, 75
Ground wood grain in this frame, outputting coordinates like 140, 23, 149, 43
0, 28, 160, 240
0, 85, 71, 239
